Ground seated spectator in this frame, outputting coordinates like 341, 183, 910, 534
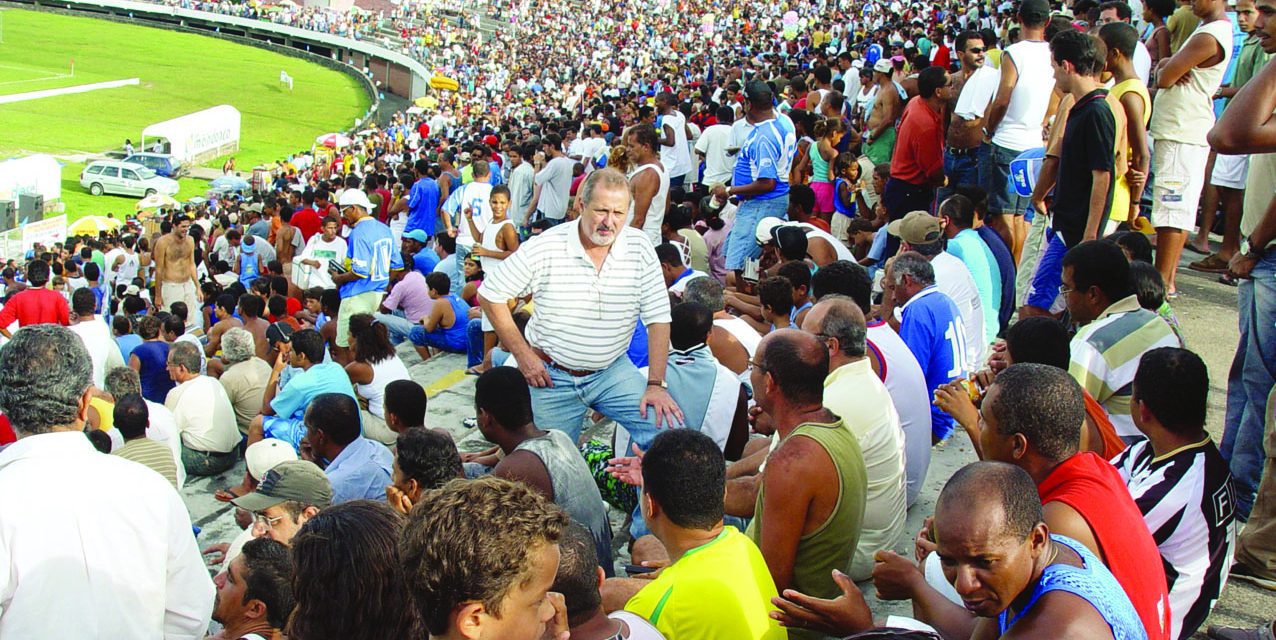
163, 313, 206, 375
813, 260, 932, 506
1064, 241, 1179, 442
408, 272, 469, 361
165, 342, 240, 477
238, 293, 271, 361
757, 275, 796, 331
288, 501, 423, 639
217, 327, 272, 434
884, 252, 967, 442
1128, 259, 1185, 347
656, 242, 709, 299
376, 252, 435, 344
431, 231, 462, 296
552, 522, 666, 640
344, 313, 412, 445
800, 296, 907, 580
383, 379, 428, 434
874, 364, 1171, 640
400, 477, 570, 640
385, 427, 464, 515
267, 296, 300, 332
68, 288, 123, 389
111, 393, 179, 488
231, 459, 333, 546
210, 538, 295, 640
775, 462, 1147, 640
934, 316, 1126, 460
129, 315, 175, 403
246, 328, 357, 452
1115, 348, 1238, 639
300, 393, 393, 504
205, 293, 244, 358
104, 366, 183, 487
603, 429, 786, 639
939, 195, 1002, 343
683, 276, 759, 380
113, 314, 142, 362
476, 367, 615, 575
403, 229, 440, 274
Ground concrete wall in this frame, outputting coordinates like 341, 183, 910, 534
3, 0, 430, 100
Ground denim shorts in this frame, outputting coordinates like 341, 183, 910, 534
725, 195, 788, 270
985, 142, 1032, 216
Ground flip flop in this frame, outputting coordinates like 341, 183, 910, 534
1185, 244, 1211, 256
1219, 274, 1239, 287
213, 486, 247, 503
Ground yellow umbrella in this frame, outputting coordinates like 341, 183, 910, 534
136, 193, 180, 210
68, 215, 123, 236
414, 95, 439, 109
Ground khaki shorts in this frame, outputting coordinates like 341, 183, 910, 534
360, 408, 398, 446
335, 290, 384, 347
160, 280, 203, 331
1152, 140, 1210, 232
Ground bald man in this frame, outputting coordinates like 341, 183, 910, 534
730, 329, 868, 640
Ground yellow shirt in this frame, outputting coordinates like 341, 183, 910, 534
89, 396, 115, 433
625, 527, 786, 640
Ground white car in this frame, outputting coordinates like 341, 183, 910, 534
80, 160, 179, 197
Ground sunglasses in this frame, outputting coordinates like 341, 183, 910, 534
967, 47, 985, 54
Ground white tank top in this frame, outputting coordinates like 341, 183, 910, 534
798, 223, 856, 262
1150, 18, 1234, 145
480, 218, 515, 273
991, 40, 1054, 151
115, 251, 140, 286
627, 162, 669, 245
357, 355, 411, 418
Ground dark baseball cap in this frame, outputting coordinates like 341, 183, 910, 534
266, 321, 295, 349
1019, 0, 1052, 23
744, 80, 774, 103
231, 460, 333, 512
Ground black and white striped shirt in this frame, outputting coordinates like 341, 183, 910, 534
1113, 438, 1238, 640
479, 219, 671, 371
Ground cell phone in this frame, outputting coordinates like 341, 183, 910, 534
328, 259, 350, 274
625, 563, 658, 576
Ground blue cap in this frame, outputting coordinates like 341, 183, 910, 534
403, 229, 431, 244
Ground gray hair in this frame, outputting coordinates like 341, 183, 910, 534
105, 367, 142, 399
221, 327, 255, 366
683, 277, 725, 313
0, 325, 92, 435
578, 167, 632, 210
168, 341, 203, 374
814, 295, 867, 358
891, 252, 936, 287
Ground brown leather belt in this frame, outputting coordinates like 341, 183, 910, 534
533, 348, 598, 377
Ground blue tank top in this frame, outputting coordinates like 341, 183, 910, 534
437, 295, 470, 351
239, 245, 259, 286
133, 341, 175, 404
790, 300, 813, 324
833, 178, 856, 218
998, 535, 1148, 640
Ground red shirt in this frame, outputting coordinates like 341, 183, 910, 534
890, 98, 945, 185
0, 413, 14, 446
292, 208, 322, 243
931, 44, 951, 71
0, 287, 70, 330
1038, 452, 1172, 640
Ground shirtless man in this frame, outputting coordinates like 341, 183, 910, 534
204, 293, 244, 358
942, 31, 998, 202
862, 59, 905, 167
237, 293, 271, 361
772, 462, 1148, 640
274, 208, 300, 279
153, 214, 202, 331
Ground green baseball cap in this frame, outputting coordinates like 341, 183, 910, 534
231, 460, 333, 512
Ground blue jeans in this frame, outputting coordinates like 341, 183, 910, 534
937, 145, 983, 203
725, 195, 789, 270
1223, 248, 1276, 520
466, 317, 484, 368
376, 312, 417, 345
531, 356, 659, 451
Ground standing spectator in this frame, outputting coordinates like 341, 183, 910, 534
939, 195, 1003, 341
300, 393, 393, 504
400, 477, 570, 640
881, 66, 951, 255
0, 260, 68, 338
507, 143, 536, 231
153, 214, 202, 331
1115, 348, 1238, 639
656, 91, 692, 188
329, 188, 402, 364
712, 81, 797, 283
863, 59, 905, 166
1022, 30, 1117, 318
943, 31, 999, 202
530, 133, 575, 224
982, 0, 1054, 261
624, 124, 671, 245
695, 106, 736, 189
1099, 23, 1152, 235
479, 169, 682, 452
166, 341, 240, 476
1149, 0, 1232, 297
0, 325, 213, 637
401, 159, 443, 237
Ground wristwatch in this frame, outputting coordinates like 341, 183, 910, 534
1242, 236, 1265, 260
647, 379, 668, 389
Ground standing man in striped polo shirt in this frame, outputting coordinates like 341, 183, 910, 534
479, 168, 683, 451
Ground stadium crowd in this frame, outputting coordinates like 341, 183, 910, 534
4, 0, 1276, 637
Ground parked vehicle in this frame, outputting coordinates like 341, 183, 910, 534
80, 160, 179, 197
123, 152, 185, 178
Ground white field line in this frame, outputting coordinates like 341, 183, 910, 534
0, 77, 139, 105
0, 72, 71, 88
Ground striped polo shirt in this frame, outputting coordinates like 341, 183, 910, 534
113, 438, 180, 489
1068, 295, 1180, 440
479, 219, 672, 371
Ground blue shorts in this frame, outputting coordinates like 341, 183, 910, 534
262, 415, 306, 451
985, 142, 1033, 217
724, 195, 788, 270
1026, 229, 1068, 313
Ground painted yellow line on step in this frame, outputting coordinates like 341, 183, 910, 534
424, 369, 469, 398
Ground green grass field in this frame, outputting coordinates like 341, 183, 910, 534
0, 8, 372, 221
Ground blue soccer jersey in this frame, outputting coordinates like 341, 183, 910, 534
897, 286, 968, 440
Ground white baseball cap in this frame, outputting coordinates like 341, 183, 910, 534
338, 188, 374, 212
755, 217, 787, 245
245, 438, 298, 481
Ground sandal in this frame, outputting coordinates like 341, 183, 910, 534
1185, 244, 1211, 256
1188, 253, 1230, 273
213, 486, 248, 503
1219, 274, 1239, 287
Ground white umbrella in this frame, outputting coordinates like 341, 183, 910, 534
136, 193, 180, 210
